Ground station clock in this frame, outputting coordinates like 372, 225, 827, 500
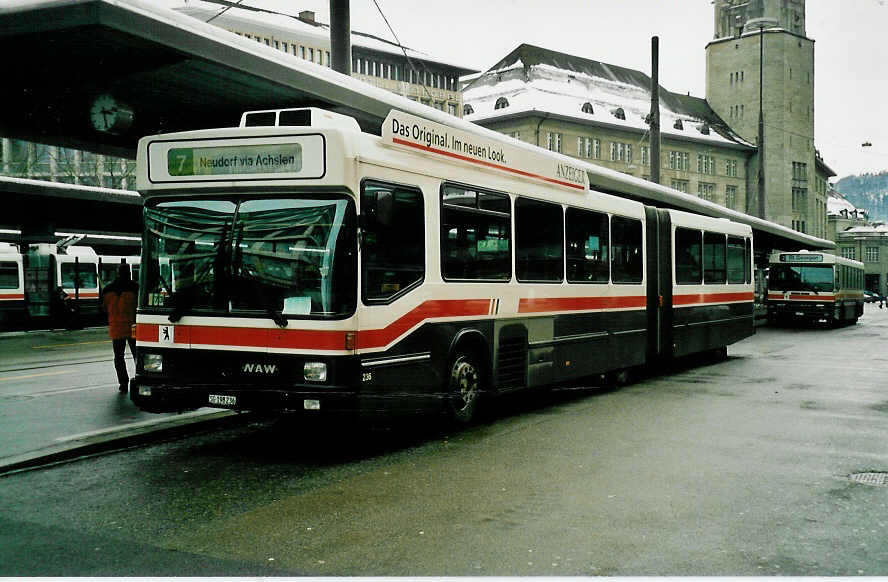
89, 94, 134, 134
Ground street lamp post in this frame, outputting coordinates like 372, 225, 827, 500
746, 17, 778, 220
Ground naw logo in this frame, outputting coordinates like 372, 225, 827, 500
242, 363, 278, 374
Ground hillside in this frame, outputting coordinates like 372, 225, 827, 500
835, 172, 888, 222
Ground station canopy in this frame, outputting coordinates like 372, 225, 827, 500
0, 0, 833, 252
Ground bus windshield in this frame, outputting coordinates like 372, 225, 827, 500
768, 264, 834, 293
142, 195, 357, 319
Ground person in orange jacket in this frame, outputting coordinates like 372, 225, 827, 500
102, 263, 138, 393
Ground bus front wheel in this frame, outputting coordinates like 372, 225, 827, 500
447, 352, 482, 424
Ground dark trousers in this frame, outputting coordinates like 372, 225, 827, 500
112, 337, 137, 389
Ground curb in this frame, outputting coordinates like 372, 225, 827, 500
0, 409, 254, 476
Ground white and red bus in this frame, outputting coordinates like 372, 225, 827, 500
130, 107, 754, 421
767, 250, 864, 325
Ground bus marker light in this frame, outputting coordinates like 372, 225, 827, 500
304, 399, 321, 410
143, 353, 164, 372
345, 331, 356, 351
304, 362, 327, 382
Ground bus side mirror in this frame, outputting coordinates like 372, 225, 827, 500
362, 190, 394, 228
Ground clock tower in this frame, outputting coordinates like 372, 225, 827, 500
706, 0, 819, 234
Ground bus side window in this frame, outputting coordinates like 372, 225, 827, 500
727, 236, 746, 284
441, 183, 510, 282
612, 216, 643, 284
361, 180, 424, 302
675, 227, 702, 285
516, 197, 563, 283
703, 232, 726, 284
566, 207, 609, 283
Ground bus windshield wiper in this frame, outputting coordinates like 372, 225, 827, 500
167, 289, 194, 322
266, 307, 288, 328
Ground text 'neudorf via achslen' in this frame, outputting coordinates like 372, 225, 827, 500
391, 118, 507, 164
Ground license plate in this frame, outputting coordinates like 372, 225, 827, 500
208, 394, 236, 406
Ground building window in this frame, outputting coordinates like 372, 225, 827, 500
725, 159, 738, 177
670, 179, 689, 193
668, 151, 690, 171
792, 187, 807, 211
698, 182, 715, 201
610, 142, 632, 163
725, 185, 737, 209
792, 161, 808, 181
697, 154, 715, 175
841, 247, 856, 260
640, 146, 649, 166
546, 132, 563, 153
448, 103, 458, 116
507, 131, 521, 140
866, 247, 880, 262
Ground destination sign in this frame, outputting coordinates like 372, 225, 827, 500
147, 134, 326, 183
168, 144, 302, 176
779, 253, 823, 263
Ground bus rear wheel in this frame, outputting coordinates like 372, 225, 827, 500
448, 352, 482, 424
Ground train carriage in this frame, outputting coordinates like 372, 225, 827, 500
130, 107, 754, 421
0, 243, 26, 327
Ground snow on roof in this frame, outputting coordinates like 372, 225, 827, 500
463, 44, 752, 149
827, 191, 862, 216
842, 224, 888, 234
164, 0, 476, 73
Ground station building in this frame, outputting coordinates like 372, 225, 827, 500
0, 1, 475, 188
828, 191, 888, 295
461, 0, 833, 240
171, 2, 476, 116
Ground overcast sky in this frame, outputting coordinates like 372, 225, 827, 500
217, 0, 888, 179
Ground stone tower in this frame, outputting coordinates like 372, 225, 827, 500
706, 0, 819, 234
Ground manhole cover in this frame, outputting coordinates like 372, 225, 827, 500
849, 472, 888, 486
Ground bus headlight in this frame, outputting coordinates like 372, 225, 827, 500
303, 362, 327, 382
143, 353, 164, 373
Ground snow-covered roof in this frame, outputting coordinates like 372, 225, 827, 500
165, 1, 476, 73
827, 190, 863, 216
463, 44, 752, 150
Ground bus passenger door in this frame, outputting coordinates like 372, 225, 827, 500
644, 207, 673, 363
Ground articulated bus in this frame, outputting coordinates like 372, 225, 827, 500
767, 250, 864, 325
131, 108, 754, 422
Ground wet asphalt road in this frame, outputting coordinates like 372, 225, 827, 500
3, 307, 888, 575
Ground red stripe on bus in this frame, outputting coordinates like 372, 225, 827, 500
136, 299, 492, 351
392, 137, 586, 191
673, 291, 754, 306
767, 293, 835, 302
356, 298, 492, 349
0, 294, 25, 300
518, 295, 646, 313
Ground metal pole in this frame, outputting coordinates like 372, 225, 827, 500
330, 0, 351, 75
649, 36, 661, 185
757, 25, 766, 219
